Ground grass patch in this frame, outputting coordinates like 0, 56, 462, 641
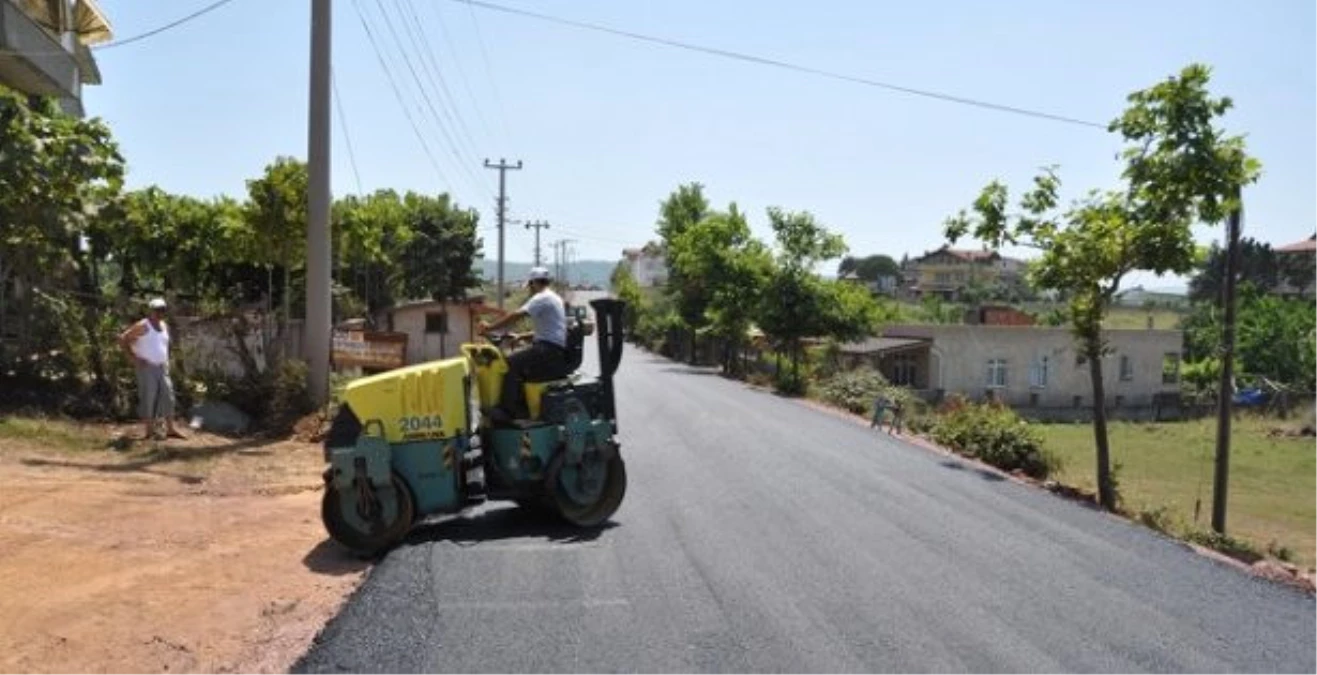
1037, 415, 1315, 568
0, 416, 107, 453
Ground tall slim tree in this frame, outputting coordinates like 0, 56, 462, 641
944, 64, 1261, 510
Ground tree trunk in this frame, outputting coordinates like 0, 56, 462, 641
1086, 338, 1116, 510
0, 260, 9, 359
281, 264, 291, 362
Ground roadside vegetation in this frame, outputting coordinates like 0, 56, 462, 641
614, 64, 1313, 580
0, 83, 482, 435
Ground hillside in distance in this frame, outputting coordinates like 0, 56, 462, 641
476, 258, 617, 288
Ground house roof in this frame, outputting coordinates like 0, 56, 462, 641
1277, 235, 1316, 253
914, 245, 1006, 264
838, 336, 931, 356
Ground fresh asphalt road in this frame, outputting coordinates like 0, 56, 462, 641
295, 343, 1315, 673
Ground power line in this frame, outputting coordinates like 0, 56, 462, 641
331, 72, 364, 195
426, 0, 498, 145
462, 0, 513, 143
372, 0, 490, 195
452, 0, 1106, 130
350, 0, 451, 186
95, 0, 243, 51
397, 0, 489, 172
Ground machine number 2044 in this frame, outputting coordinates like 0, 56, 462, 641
397, 414, 444, 439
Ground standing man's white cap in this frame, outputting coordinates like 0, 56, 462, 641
148, 298, 167, 310
527, 267, 552, 282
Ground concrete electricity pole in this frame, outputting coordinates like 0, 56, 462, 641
484, 158, 522, 309
561, 239, 577, 286
525, 220, 550, 266
305, 0, 332, 406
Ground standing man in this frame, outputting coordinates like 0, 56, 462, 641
480, 267, 569, 420
119, 298, 186, 440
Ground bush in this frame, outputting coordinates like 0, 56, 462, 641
1184, 529, 1263, 563
931, 402, 1060, 479
819, 368, 888, 414
190, 358, 313, 433
1137, 505, 1178, 534
774, 368, 808, 396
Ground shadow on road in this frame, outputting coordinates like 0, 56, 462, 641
404, 503, 619, 548
938, 459, 1007, 483
302, 539, 372, 576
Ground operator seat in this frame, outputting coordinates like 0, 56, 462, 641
522, 318, 588, 420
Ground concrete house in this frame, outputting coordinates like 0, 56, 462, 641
373, 296, 496, 365
620, 242, 668, 288
841, 324, 1184, 420
1275, 235, 1316, 300
903, 246, 1026, 301
1, 0, 111, 116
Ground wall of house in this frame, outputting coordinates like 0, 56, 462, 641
383, 304, 476, 364
881, 324, 1182, 410
630, 254, 668, 288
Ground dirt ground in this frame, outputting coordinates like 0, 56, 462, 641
0, 421, 367, 673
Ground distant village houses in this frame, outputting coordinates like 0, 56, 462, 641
1274, 234, 1316, 300
901, 245, 1026, 301
620, 242, 668, 288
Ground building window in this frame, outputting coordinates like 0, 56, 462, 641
1162, 353, 1181, 384
1119, 355, 1134, 382
986, 358, 1008, 388
1029, 355, 1050, 388
424, 312, 448, 334
890, 355, 918, 386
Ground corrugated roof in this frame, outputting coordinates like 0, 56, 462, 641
838, 336, 930, 355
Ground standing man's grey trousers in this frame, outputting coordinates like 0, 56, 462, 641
136, 362, 175, 419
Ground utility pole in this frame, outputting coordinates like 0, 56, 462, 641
525, 220, 550, 266
484, 158, 522, 309
305, 0, 332, 407
564, 239, 577, 286
1212, 196, 1243, 534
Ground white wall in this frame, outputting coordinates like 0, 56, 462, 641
384, 303, 476, 364
882, 324, 1182, 408
631, 254, 668, 288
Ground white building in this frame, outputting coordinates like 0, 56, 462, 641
0, 0, 112, 117
841, 324, 1184, 420
621, 243, 668, 288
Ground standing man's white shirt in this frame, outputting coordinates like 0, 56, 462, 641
132, 320, 170, 366
521, 289, 567, 348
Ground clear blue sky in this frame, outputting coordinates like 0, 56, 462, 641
85, 0, 1314, 288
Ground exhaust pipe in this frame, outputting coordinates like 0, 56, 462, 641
590, 298, 626, 430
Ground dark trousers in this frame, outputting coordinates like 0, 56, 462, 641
500, 341, 569, 417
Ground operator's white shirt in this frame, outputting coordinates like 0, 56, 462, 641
521, 289, 567, 348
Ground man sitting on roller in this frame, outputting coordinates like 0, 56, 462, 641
479, 267, 569, 420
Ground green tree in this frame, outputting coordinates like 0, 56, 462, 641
0, 84, 124, 352
396, 193, 482, 303
609, 262, 645, 336
334, 189, 411, 316
656, 183, 713, 362
837, 254, 900, 282
670, 204, 775, 375
944, 64, 1260, 510
1183, 286, 1315, 393
756, 207, 877, 386
1188, 237, 1278, 303
242, 157, 308, 345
